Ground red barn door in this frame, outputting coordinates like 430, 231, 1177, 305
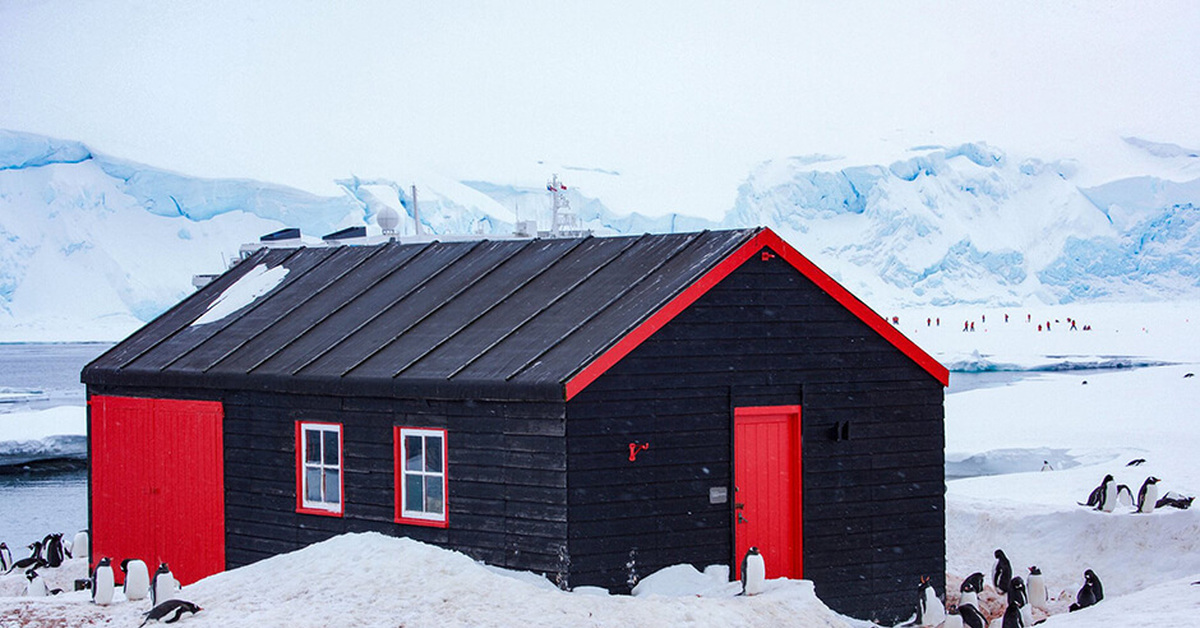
734, 405, 802, 580
90, 395, 225, 585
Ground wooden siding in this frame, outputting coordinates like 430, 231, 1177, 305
565, 254, 944, 624
87, 385, 570, 581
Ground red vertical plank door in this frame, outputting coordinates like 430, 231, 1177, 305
90, 396, 225, 585
734, 405, 802, 580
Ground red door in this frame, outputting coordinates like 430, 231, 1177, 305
91, 396, 225, 586
734, 405, 802, 580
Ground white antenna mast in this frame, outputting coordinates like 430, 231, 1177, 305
411, 185, 421, 236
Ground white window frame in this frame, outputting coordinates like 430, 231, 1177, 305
396, 426, 448, 526
298, 421, 343, 514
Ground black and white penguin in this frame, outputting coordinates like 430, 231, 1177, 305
1001, 599, 1025, 628
42, 533, 66, 568
92, 557, 115, 606
957, 602, 987, 628
122, 558, 151, 601
1009, 576, 1033, 627
1117, 484, 1134, 509
24, 569, 48, 597
1137, 477, 1160, 514
1068, 569, 1102, 611
740, 547, 765, 596
151, 562, 179, 606
959, 572, 984, 608
915, 575, 945, 626
1082, 474, 1118, 512
1040, 460, 1053, 472
139, 599, 202, 626
1026, 566, 1049, 612
6, 543, 47, 574
992, 549, 1013, 595
0, 542, 10, 572
71, 530, 89, 561
1127, 458, 1147, 466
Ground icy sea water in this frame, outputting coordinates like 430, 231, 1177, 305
0, 343, 109, 548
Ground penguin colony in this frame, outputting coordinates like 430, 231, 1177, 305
921, 551, 1106, 627
0, 528, 200, 624
1080, 466, 1191, 514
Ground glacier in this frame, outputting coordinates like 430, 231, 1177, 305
2, 129, 1199, 341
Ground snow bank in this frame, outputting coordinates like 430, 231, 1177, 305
0, 406, 85, 466
191, 263, 288, 326
0, 533, 866, 628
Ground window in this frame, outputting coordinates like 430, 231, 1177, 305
395, 426, 448, 527
296, 422, 342, 516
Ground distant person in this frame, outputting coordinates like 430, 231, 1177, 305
1038, 324, 1043, 332
936, 317, 940, 326
964, 321, 970, 332
1047, 321, 1052, 331
1071, 319, 1077, 330
927, 317, 931, 327
1005, 313, 1009, 323
970, 322, 975, 332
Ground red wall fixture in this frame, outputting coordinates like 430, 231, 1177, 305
90, 395, 225, 586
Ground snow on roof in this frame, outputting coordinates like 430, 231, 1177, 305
191, 262, 289, 326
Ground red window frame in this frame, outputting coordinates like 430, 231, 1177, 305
394, 426, 449, 528
295, 421, 344, 517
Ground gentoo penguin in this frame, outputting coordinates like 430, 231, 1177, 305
1117, 484, 1134, 509
24, 569, 48, 597
0, 542, 10, 572
1026, 566, 1049, 612
957, 602, 987, 628
151, 562, 179, 606
992, 549, 1013, 595
1068, 569, 1102, 611
1126, 458, 1147, 466
1001, 598, 1025, 628
71, 530, 89, 560
1081, 474, 1118, 512
140, 599, 202, 626
6, 544, 47, 574
92, 557, 115, 605
122, 558, 151, 601
740, 547, 766, 596
1137, 477, 1160, 513
1009, 576, 1033, 627
1040, 460, 1053, 472
43, 533, 66, 568
960, 572, 984, 608
915, 575, 945, 626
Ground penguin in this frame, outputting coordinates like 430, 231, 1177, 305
1126, 458, 1147, 466
1137, 476, 1160, 513
24, 569, 48, 597
1068, 569, 1102, 611
71, 530, 89, 561
915, 575, 945, 626
1001, 599, 1025, 628
0, 542, 10, 572
957, 602, 987, 628
1082, 474, 1118, 512
740, 547, 765, 596
151, 562, 179, 606
960, 572, 984, 608
1008, 576, 1033, 627
1117, 484, 1134, 509
1040, 460, 1052, 472
6, 543, 47, 574
1026, 566, 1049, 612
27, 540, 45, 563
92, 557, 115, 606
43, 533, 66, 568
992, 549, 1013, 595
140, 599, 202, 626
122, 558, 151, 601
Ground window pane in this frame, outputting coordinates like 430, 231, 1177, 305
325, 469, 340, 504
305, 430, 321, 463
305, 467, 322, 502
405, 435, 423, 471
425, 475, 443, 514
405, 473, 423, 512
425, 436, 442, 472
323, 430, 339, 466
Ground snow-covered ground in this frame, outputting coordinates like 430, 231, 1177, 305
1, 302, 1198, 626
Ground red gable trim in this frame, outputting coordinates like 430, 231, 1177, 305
564, 228, 949, 400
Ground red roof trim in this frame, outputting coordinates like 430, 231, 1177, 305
564, 228, 948, 400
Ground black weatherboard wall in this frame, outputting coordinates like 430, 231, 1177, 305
564, 252, 945, 621
83, 227, 946, 624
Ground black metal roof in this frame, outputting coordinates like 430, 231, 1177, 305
84, 229, 762, 400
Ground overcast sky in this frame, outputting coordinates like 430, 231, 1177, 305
2, 1, 1197, 219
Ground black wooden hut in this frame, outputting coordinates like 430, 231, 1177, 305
83, 227, 947, 622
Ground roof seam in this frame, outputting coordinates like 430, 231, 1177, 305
504, 230, 709, 382
390, 237, 590, 378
